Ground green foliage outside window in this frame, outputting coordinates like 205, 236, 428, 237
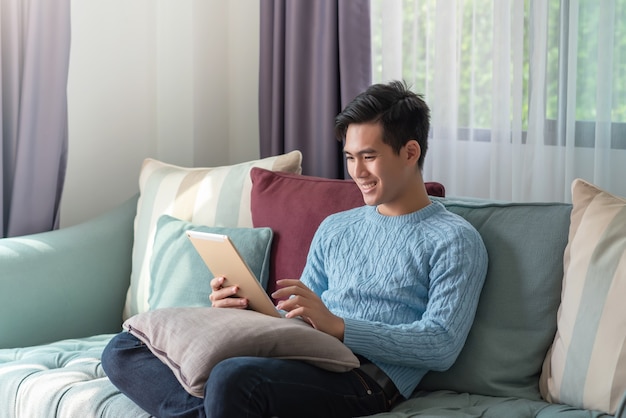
372, 1, 626, 134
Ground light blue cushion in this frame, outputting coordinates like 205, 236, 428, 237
0, 334, 150, 417
148, 215, 273, 310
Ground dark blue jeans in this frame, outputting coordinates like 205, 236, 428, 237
101, 332, 390, 418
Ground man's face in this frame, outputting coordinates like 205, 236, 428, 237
344, 122, 417, 216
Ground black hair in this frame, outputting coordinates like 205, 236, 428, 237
335, 80, 430, 169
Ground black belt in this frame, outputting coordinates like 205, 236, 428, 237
356, 355, 403, 409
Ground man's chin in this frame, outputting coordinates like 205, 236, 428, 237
361, 194, 379, 207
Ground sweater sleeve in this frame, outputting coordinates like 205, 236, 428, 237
343, 225, 488, 372
298, 222, 330, 296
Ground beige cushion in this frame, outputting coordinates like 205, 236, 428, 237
123, 307, 360, 398
540, 179, 626, 414
124, 152, 302, 318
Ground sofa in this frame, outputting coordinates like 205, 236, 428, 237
1, 151, 625, 418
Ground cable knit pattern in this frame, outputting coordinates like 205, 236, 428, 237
300, 201, 488, 398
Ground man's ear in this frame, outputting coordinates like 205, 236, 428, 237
404, 140, 421, 165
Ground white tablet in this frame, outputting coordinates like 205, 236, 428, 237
186, 230, 281, 318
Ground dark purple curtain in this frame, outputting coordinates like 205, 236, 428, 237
1, 0, 70, 237
259, 0, 371, 179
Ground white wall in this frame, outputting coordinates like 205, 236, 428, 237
61, 0, 260, 227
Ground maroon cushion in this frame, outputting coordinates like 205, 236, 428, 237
249, 167, 445, 298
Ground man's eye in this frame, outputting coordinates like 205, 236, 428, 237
345, 155, 354, 161
364, 155, 375, 160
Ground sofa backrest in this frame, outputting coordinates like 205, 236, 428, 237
250, 167, 445, 296
418, 198, 572, 401
250, 168, 572, 401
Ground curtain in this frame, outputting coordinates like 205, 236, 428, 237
372, 0, 626, 203
259, 0, 371, 179
0, 0, 70, 237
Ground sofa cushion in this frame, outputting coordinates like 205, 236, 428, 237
417, 198, 572, 401
125, 152, 302, 318
540, 179, 626, 415
0, 334, 150, 417
390, 390, 550, 418
0, 335, 608, 418
249, 167, 446, 297
123, 307, 360, 398
535, 403, 616, 418
385, 390, 612, 418
148, 215, 273, 310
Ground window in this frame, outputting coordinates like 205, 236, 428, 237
371, 0, 626, 149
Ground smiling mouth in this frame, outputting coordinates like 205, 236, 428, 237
358, 181, 377, 192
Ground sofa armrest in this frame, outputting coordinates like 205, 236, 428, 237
616, 391, 626, 418
0, 195, 138, 349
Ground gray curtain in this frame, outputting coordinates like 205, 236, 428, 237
0, 0, 71, 238
259, 0, 371, 179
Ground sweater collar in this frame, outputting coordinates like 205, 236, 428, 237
366, 200, 443, 226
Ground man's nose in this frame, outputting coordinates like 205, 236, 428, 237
353, 158, 367, 177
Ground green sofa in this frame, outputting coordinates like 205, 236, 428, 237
0, 167, 623, 418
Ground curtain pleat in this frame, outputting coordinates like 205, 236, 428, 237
1, 0, 71, 237
259, 0, 371, 179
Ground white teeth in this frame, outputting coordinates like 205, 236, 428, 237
360, 182, 376, 190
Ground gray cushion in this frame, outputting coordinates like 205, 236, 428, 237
418, 198, 572, 401
123, 307, 360, 398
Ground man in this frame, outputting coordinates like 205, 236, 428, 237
102, 80, 488, 417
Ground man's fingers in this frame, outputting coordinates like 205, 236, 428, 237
210, 276, 225, 291
212, 297, 248, 309
209, 276, 248, 310
272, 280, 309, 299
209, 284, 238, 303
275, 278, 302, 288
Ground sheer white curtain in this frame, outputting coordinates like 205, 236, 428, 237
372, 0, 626, 202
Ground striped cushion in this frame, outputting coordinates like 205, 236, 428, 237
0, 334, 150, 418
540, 179, 626, 414
124, 151, 302, 318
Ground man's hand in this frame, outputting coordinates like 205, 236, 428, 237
209, 276, 248, 309
272, 279, 345, 341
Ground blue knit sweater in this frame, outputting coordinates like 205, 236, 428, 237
300, 201, 488, 398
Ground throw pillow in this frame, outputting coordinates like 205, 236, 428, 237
539, 179, 626, 414
148, 215, 273, 310
123, 307, 360, 398
417, 198, 572, 401
249, 167, 446, 296
124, 151, 302, 318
